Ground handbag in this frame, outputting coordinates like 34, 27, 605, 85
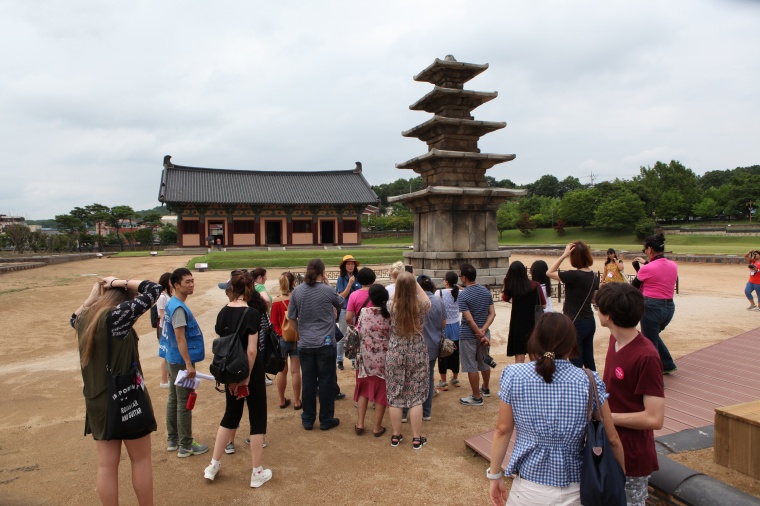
104, 330, 156, 440
262, 314, 287, 375
533, 284, 545, 323
580, 368, 626, 506
277, 299, 299, 342
209, 308, 251, 385
345, 296, 370, 360
437, 298, 456, 358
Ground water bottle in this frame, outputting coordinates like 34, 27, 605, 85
324, 335, 332, 346
186, 391, 197, 410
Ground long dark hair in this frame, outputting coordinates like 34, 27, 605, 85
158, 272, 172, 295
304, 258, 325, 286
529, 260, 551, 297
605, 248, 618, 265
527, 313, 578, 383
368, 284, 390, 319
503, 261, 532, 298
444, 271, 459, 301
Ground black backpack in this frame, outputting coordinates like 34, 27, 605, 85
263, 317, 287, 375
209, 308, 251, 385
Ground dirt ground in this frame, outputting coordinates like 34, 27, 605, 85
0, 253, 759, 505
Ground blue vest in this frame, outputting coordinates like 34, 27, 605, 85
162, 296, 205, 365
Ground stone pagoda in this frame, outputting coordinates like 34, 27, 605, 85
389, 55, 525, 285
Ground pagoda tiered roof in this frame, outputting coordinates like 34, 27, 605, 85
409, 87, 497, 114
414, 57, 489, 88
401, 116, 506, 142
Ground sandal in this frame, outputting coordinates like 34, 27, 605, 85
354, 425, 365, 435
279, 399, 291, 409
373, 426, 387, 438
390, 434, 403, 447
293, 402, 302, 411
412, 436, 427, 450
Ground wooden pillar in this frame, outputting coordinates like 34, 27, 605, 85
176, 215, 184, 247
286, 210, 293, 246
311, 208, 319, 245
254, 215, 261, 246
226, 213, 234, 247
198, 212, 205, 247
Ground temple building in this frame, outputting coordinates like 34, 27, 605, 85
158, 156, 378, 248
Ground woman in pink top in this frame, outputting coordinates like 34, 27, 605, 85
743, 249, 760, 310
632, 233, 678, 373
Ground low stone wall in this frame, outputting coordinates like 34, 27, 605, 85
0, 253, 111, 274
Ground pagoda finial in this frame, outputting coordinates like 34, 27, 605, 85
444, 55, 457, 62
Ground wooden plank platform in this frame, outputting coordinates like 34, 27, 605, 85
465, 327, 760, 468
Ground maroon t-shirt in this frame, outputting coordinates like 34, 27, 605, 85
603, 333, 665, 476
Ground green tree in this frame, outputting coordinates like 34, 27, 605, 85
693, 197, 720, 220
557, 176, 583, 197
527, 175, 560, 198
158, 223, 178, 245
558, 188, 600, 228
496, 201, 519, 238
107, 205, 135, 251
4, 224, 31, 253
593, 192, 646, 230
632, 160, 700, 217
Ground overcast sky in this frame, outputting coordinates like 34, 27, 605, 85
2, 0, 759, 220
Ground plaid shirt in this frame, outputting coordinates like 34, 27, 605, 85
499, 360, 608, 487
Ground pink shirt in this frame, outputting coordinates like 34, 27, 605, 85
346, 289, 373, 327
636, 257, 678, 299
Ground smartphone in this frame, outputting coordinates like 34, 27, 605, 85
404, 264, 414, 273
236, 385, 249, 398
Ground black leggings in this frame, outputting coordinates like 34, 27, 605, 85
437, 346, 460, 375
220, 355, 267, 435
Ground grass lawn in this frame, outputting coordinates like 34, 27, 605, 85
183, 248, 408, 270
113, 227, 758, 267
364, 227, 759, 255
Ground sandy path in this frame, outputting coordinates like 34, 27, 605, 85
0, 253, 757, 504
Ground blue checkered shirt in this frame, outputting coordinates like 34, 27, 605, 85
499, 360, 608, 487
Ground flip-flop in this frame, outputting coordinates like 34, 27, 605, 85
279, 399, 291, 409
293, 402, 302, 411
354, 425, 365, 435
373, 426, 387, 438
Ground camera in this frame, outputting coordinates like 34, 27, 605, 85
483, 354, 497, 369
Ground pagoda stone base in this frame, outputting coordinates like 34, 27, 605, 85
403, 250, 511, 287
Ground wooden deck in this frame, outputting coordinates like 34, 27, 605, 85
465, 327, 760, 469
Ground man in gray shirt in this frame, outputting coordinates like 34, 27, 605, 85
288, 258, 344, 431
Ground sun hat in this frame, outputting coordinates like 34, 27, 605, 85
340, 254, 360, 270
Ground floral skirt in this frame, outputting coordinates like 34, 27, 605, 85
384, 334, 429, 408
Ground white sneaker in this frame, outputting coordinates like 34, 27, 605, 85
250, 468, 272, 488
224, 443, 235, 454
264, 376, 273, 386
159, 382, 170, 389
423, 416, 432, 421
204, 461, 221, 481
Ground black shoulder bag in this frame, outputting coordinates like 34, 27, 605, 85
580, 368, 626, 506
105, 327, 156, 440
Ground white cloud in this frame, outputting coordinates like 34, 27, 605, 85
1, 0, 759, 218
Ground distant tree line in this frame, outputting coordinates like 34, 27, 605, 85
369, 161, 760, 237
1, 204, 177, 254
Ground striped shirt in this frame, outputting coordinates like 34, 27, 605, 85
457, 284, 493, 340
499, 360, 608, 487
288, 281, 344, 348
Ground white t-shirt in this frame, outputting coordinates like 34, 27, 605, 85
156, 292, 171, 328
386, 283, 396, 300
540, 284, 553, 313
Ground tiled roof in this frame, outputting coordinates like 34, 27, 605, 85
159, 160, 379, 206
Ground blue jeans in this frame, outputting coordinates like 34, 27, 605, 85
299, 345, 337, 427
745, 282, 760, 304
404, 359, 436, 419
570, 318, 596, 371
640, 298, 676, 371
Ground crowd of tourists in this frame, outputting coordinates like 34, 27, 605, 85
72, 233, 678, 505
